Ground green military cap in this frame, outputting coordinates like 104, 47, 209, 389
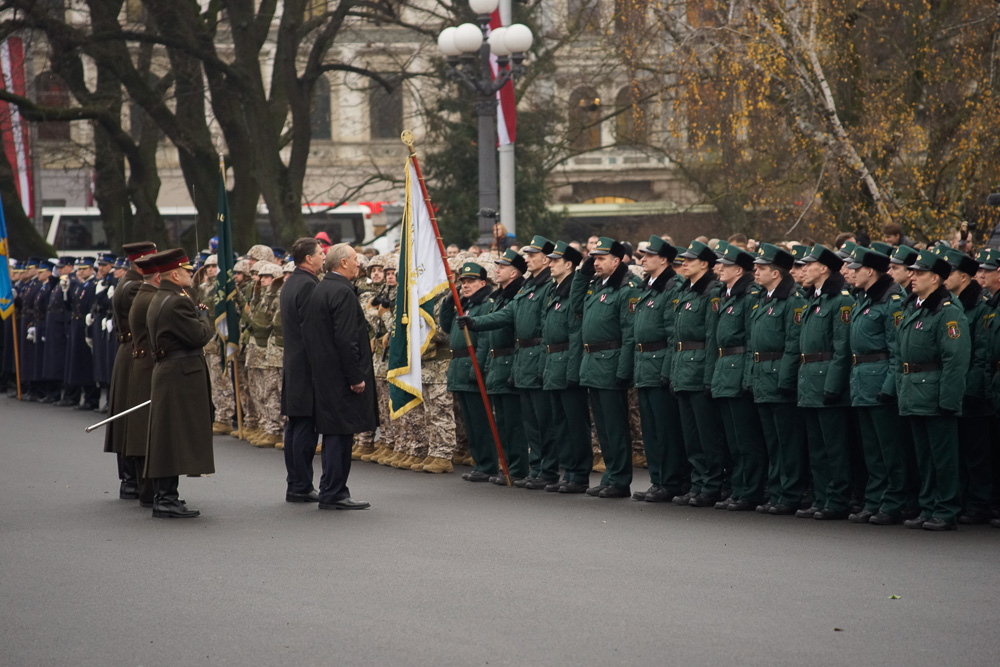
942, 247, 979, 276
847, 246, 890, 273
801, 244, 843, 272
717, 244, 755, 271
523, 235, 555, 255
908, 249, 951, 280
870, 241, 895, 256
637, 235, 677, 262
546, 240, 583, 265
495, 248, 527, 273
889, 244, 919, 266
789, 244, 810, 265
976, 247, 1000, 270
753, 243, 794, 270
835, 240, 857, 260
458, 261, 487, 280
678, 240, 717, 266
590, 236, 626, 259
714, 239, 731, 259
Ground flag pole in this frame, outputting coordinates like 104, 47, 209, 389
400, 131, 511, 486
218, 153, 243, 439
2, 251, 22, 400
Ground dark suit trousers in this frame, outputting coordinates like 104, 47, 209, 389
284, 416, 317, 494
318, 433, 353, 503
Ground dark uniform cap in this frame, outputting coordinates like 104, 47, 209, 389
835, 240, 857, 260
589, 236, 626, 259
495, 248, 527, 273
458, 261, 487, 280
976, 247, 1000, 270
26, 256, 42, 267
870, 241, 895, 256
790, 244, 810, 265
638, 235, 677, 262
753, 243, 795, 271
37, 259, 56, 272
908, 249, 951, 280
55, 256, 74, 268
523, 235, 555, 255
714, 240, 731, 259
74, 256, 96, 268
122, 242, 157, 261
717, 244, 755, 271
889, 244, 919, 266
801, 244, 843, 272
678, 240, 717, 267
139, 248, 194, 275
847, 246, 890, 273
546, 240, 583, 265
97, 253, 117, 265
942, 248, 979, 276
114, 257, 129, 269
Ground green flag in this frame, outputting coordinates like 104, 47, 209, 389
214, 165, 239, 367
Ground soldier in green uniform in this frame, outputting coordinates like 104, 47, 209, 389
845, 247, 908, 524
670, 241, 726, 507
749, 244, 808, 515
570, 237, 638, 498
977, 249, 1000, 528
711, 245, 765, 511
631, 237, 687, 502
542, 241, 591, 493
889, 245, 919, 294
942, 248, 994, 524
442, 262, 496, 482
796, 245, 855, 520
896, 250, 970, 530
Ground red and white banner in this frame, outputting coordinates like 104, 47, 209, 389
0, 37, 33, 218
488, 11, 516, 146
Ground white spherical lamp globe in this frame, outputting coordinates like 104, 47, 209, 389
504, 23, 533, 53
453, 23, 484, 54
488, 27, 512, 57
437, 27, 461, 57
469, 0, 499, 15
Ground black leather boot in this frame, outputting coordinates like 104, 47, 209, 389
118, 455, 139, 499
152, 477, 199, 518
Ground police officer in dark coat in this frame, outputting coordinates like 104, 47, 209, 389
31, 260, 58, 402
89, 253, 116, 408
301, 243, 374, 510
42, 258, 73, 402
64, 256, 98, 409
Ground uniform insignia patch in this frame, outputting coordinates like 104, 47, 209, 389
554, 302, 561, 311
915, 321, 923, 330
767, 306, 774, 315
528, 292, 534, 299
684, 302, 692, 310
600, 293, 607, 303
863, 308, 870, 315
647, 300, 655, 307
893, 311, 903, 328
711, 297, 720, 313
814, 305, 821, 314
629, 297, 639, 313
793, 306, 805, 325
840, 306, 852, 324
947, 320, 960, 339
726, 306, 733, 314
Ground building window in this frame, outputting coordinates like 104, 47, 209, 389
369, 76, 402, 141
569, 0, 602, 33
569, 86, 602, 152
311, 76, 331, 140
35, 72, 70, 141
614, 0, 647, 35
614, 85, 647, 146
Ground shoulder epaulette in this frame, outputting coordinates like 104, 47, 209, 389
841, 290, 851, 296
891, 294, 901, 300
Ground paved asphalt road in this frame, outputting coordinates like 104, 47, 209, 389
2, 397, 999, 667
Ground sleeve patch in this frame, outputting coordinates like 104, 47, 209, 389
629, 297, 639, 313
840, 306, 852, 324
893, 311, 903, 328
947, 320, 961, 339
793, 306, 805, 325
711, 297, 720, 313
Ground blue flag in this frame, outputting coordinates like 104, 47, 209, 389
0, 194, 14, 320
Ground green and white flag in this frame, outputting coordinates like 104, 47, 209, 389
387, 156, 448, 418
214, 162, 240, 367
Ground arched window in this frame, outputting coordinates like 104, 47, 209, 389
569, 86, 602, 152
310, 76, 331, 140
369, 76, 402, 141
614, 85, 647, 146
35, 71, 70, 141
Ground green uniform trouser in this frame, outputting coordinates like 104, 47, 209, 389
638, 386, 687, 494
856, 405, 907, 516
456, 391, 498, 475
589, 388, 632, 489
549, 387, 592, 484
522, 388, 559, 481
676, 391, 726, 497
802, 407, 851, 513
958, 415, 993, 515
492, 393, 528, 478
757, 402, 806, 507
718, 396, 767, 504
911, 415, 961, 522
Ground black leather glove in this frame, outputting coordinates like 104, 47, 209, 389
876, 391, 896, 405
704, 386, 714, 399
580, 256, 596, 277
659, 377, 671, 390
742, 386, 754, 399
506, 375, 515, 388
939, 407, 958, 417
822, 391, 840, 406
456, 315, 474, 330
615, 376, 630, 389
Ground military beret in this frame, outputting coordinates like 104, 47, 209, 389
678, 240, 717, 267
638, 235, 677, 262
590, 236, 627, 260
546, 240, 583, 265
889, 245, 919, 266
942, 248, 978, 277
717, 244, 755, 271
753, 243, 794, 271
801, 244, 843, 272
847, 246, 890, 273
523, 235, 555, 255
495, 248, 527, 273
458, 261, 487, 280
122, 242, 157, 261
908, 250, 951, 280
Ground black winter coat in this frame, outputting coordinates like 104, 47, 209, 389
280, 267, 319, 417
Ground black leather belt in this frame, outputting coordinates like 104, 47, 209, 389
490, 347, 514, 358
718, 346, 746, 357
118, 332, 132, 343
154, 348, 205, 363
800, 352, 833, 363
852, 352, 889, 365
583, 340, 621, 353
636, 341, 668, 352
676, 341, 705, 352
902, 362, 940, 374
546, 343, 569, 354
753, 351, 783, 362
433, 347, 453, 361
450, 347, 470, 358
516, 337, 542, 348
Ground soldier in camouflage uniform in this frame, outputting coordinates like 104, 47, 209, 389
368, 255, 405, 465
201, 255, 235, 435
235, 260, 263, 440
247, 262, 284, 447
411, 295, 459, 473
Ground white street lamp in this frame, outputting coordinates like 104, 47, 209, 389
453, 23, 484, 54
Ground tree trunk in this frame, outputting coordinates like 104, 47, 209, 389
0, 148, 54, 257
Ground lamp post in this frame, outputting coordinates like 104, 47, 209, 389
438, 0, 533, 248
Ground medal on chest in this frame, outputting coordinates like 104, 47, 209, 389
863, 307, 870, 315
554, 302, 561, 311
600, 293, 607, 303
684, 302, 691, 310
767, 306, 773, 315
647, 300, 655, 308
914, 321, 923, 330
814, 305, 821, 314
528, 291, 534, 300
726, 306, 733, 314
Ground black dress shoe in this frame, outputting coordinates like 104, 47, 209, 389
990, 518, 1000, 528
464, 470, 492, 483
319, 497, 370, 510
139, 500, 154, 508
755, 503, 773, 514
644, 487, 674, 503
688, 494, 719, 508
119, 482, 139, 500
525, 478, 556, 490
714, 496, 735, 510
769, 504, 796, 515
848, 510, 875, 524
958, 511, 990, 525
903, 515, 930, 529
922, 517, 957, 531
286, 490, 320, 503
869, 512, 899, 525
559, 481, 589, 494
38, 395, 55, 404
814, 509, 848, 520
152, 501, 200, 518
728, 499, 756, 512
586, 484, 608, 497
490, 475, 523, 486
672, 491, 696, 506
544, 481, 563, 493
513, 476, 535, 488
795, 506, 820, 519
598, 486, 630, 498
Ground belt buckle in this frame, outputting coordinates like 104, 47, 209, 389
718, 347, 724, 358
852, 354, 858, 364
800, 353, 806, 363
753, 352, 760, 362
676, 342, 683, 352
584, 343, 591, 353
903, 363, 910, 374
489, 349, 496, 358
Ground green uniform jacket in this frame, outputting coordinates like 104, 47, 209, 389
440, 285, 493, 393
986, 290, 1000, 412
632, 269, 684, 388
953, 282, 993, 416
710, 274, 760, 398
894, 286, 970, 416
477, 277, 523, 395
570, 262, 639, 389
670, 272, 722, 392
541, 273, 582, 390
747, 275, 806, 403
849, 275, 904, 407
797, 273, 854, 408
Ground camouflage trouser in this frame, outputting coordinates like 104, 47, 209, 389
236, 356, 257, 430
206, 351, 234, 424
397, 403, 430, 459
425, 382, 457, 460
453, 393, 469, 456
249, 366, 283, 435
628, 387, 644, 456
